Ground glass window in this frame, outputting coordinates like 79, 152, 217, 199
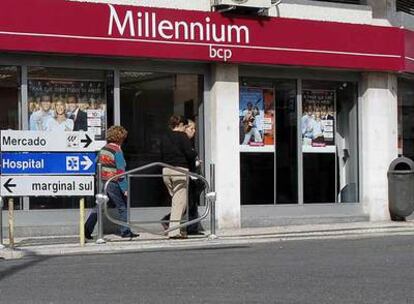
120, 71, 204, 208
302, 80, 359, 203
398, 78, 414, 160
0, 66, 20, 210
0, 66, 19, 130
27, 67, 114, 209
239, 78, 297, 204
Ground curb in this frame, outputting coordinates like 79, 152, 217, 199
2, 224, 414, 260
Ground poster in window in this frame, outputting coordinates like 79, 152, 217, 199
239, 87, 275, 147
301, 90, 335, 151
28, 80, 106, 140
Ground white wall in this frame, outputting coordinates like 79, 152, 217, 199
209, 63, 241, 229
70, 0, 390, 26
70, 0, 210, 11
360, 72, 398, 221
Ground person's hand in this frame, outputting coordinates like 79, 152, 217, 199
124, 191, 128, 197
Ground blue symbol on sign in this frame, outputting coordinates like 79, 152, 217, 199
0, 153, 97, 175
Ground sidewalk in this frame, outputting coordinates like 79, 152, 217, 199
2, 220, 414, 260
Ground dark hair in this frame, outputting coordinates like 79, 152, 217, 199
67, 95, 78, 103
40, 94, 51, 102
168, 115, 186, 129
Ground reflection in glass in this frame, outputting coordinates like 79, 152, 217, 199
0, 66, 19, 130
302, 80, 358, 203
0, 66, 20, 210
398, 78, 414, 160
27, 67, 114, 209
239, 78, 297, 204
120, 71, 203, 207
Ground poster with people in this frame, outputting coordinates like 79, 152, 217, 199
239, 87, 275, 147
28, 80, 107, 140
301, 90, 335, 150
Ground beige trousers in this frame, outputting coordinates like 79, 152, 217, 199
162, 167, 188, 237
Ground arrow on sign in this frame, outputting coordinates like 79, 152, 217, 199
3, 178, 16, 193
81, 156, 93, 171
81, 134, 92, 148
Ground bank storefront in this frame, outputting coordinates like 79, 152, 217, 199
0, 0, 413, 232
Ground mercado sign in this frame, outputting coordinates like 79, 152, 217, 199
0, 130, 105, 152
0, 0, 411, 71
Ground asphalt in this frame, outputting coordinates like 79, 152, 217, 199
1, 220, 414, 260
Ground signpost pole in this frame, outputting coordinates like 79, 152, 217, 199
79, 198, 85, 247
210, 163, 216, 238
0, 197, 4, 249
8, 198, 14, 248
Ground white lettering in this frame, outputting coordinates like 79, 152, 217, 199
2, 159, 44, 170
227, 25, 250, 44
107, 5, 250, 45
108, 4, 135, 36
209, 45, 232, 62
158, 20, 174, 39
175, 21, 189, 40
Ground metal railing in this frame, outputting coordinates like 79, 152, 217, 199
94, 162, 216, 242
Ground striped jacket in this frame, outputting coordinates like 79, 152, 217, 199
99, 143, 128, 192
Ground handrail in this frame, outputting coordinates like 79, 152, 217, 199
97, 162, 215, 236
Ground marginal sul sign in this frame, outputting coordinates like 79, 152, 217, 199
0, 130, 105, 152
0, 176, 95, 197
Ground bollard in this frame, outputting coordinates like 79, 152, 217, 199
79, 198, 85, 247
95, 163, 106, 244
8, 198, 14, 248
95, 194, 107, 244
210, 163, 216, 237
0, 197, 4, 249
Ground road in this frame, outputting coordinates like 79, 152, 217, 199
1, 235, 414, 304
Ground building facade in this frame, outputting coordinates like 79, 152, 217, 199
1, 0, 414, 234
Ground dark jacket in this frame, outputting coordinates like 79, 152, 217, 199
72, 109, 88, 131
161, 130, 197, 168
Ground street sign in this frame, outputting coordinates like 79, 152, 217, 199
0, 130, 106, 152
0, 176, 95, 197
1, 152, 97, 175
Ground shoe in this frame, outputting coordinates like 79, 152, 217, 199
84, 228, 93, 240
121, 232, 139, 238
169, 233, 187, 239
187, 231, 205, 236
161, 222, 169, 231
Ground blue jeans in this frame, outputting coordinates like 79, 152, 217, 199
85, 181, 131, 236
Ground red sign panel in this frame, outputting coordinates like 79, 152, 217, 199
0, 0, 412, 72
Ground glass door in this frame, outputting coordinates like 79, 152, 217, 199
239, 78, 297, 204
120, 71, 204, 207
301, 80, 358, 203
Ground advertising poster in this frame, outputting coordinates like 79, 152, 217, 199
28, 80, 107, 140
239, 87, 275, 147
301, 90, 335, 150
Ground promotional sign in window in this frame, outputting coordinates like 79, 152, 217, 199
301, 90, 335, 152
239, 87, 275, 148
28, 79, 107, 140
